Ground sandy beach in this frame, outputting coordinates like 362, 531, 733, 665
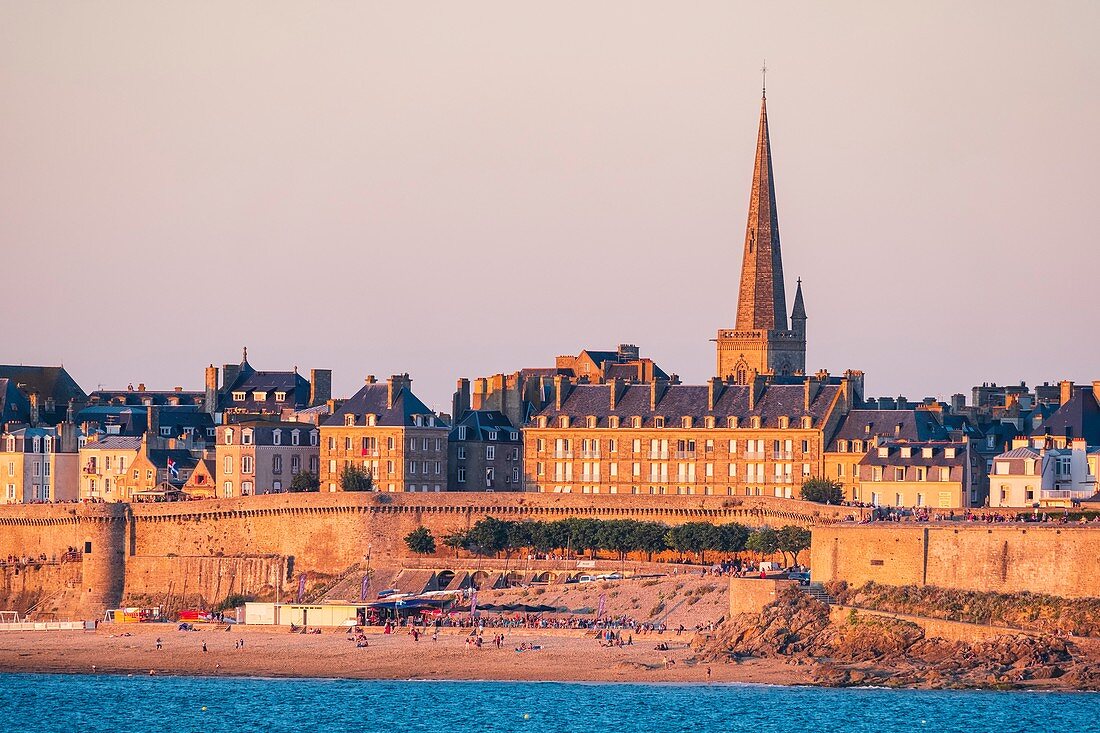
0, 623, 809, 685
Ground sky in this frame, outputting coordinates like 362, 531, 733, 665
2, 2, 1098, 413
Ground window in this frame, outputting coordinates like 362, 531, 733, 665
242, 430, 253, 445
457, 468, 466, 483
485, 467, 495, 486
995, 461, 1010, 475
894, 467, 905, 481
327, 437, 336, 451
273, 455, 282, 474
223, 482, 233, 497
291, 430, 300, 446
242, 481, 254, 496
310, 432, 318, 447
232, 392, 246, 402
328, 459, 337, 473
486, 446, 495, 460
512, 467, 520, 483
345, 415, 356, 427
457, 426, 467, 441
310, 456, 318, 473
940, 467, 951, 481
242, 456, 253, 475
511, 448, 519, 460
654, 417, 665, 428
224, 456, 233, 474
253, 392, 267, 401
457, 447, 466, 460
273, 430, 282, 446
291, 455, 300, 474
160, 426, 172, 436
344, 437, 353, 451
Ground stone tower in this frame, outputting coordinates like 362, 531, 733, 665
715, 91, 806, 382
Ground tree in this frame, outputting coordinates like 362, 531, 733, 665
717, 522, 750, 554
800, 477, 844, 504
776, 525, 812, 566
504, 521, 533, 557
467, 517, 509, 557
404, 526, 436, 555
668, 522, 721, 565
596, 520, 637, 562
745, 526, 779, 560
443, 531, 467, 558
630, 521, 669, 561
564, 518, 601, 559
288, 471, 320, 493
340, 464, 375, 492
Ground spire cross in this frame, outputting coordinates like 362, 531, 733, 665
761, 60, 767, 97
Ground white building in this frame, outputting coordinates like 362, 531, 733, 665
989, 437, 1098, 508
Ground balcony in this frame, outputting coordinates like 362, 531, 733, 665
744, 452, 765, 460
1041, 489, 1094, 500
581, 451, 601, 459
360, 449, 380, 457
553, 450, 573, 459
647, 451, 670, 460
773, 451, 793, 460
674, 451, 696, 460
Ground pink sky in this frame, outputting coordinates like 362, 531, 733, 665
2, 2, 1098, 411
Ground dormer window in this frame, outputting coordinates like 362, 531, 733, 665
510, 431, 519, 441
852, 440, 863, 453
345, 414, 356, 427
727, 417, 739, 429
704, 416, 715, 429
900, 447, 912, 459
253, 391, 267, 401
275, 392, 287, 403
922, 447, 933, 459
232, 392, 246, 402
632, 416, 642, 429
778, 416, 790, 429
681, 417, 692, 429
559, 416, 570, 429
242, 430, 253, 445
654, 417, 665, 429
838, 441, 849, 452
224, 429, 234, 445
43, 437, 52, 453
878, 446, 889, 458
609, 417, 620, 429
801, 416, 812, 430
587, 416, 597, 429
414, 415, 423, 427
750, 416, 761, 429
160, 427, 172, 437
366, 414, 377, 427
538, 417, 548, 428
273, 430, 282, 446
32, 437, 41, 453
489, 430, 499, 441
309, 431, 318, 446
945, 447, 957, 459
457, 426, 467, 441
291, 429, 300, 446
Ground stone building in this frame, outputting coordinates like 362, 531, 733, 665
714, 92, 806, 382
215, 421, 320, 497
0, 365, 86, 426
1, 424, 80, 503
988, 437, 1098, 508
524, 373, 859, 497
79, 435, 143, 501
319, 375, 448, 493
448, 409, 523, 492
823, 409, 949, 502
855, 439, 981, 509
207, 348, 331, 423
554, 345, 670, 383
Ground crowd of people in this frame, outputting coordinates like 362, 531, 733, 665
849, 505, 1100, 525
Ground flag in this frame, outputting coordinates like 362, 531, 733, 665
597, 593, 606, 621
166, 457, 179, 480
296, 573, 307, 602
360, 573, 371, 602
470, 590, 478, 615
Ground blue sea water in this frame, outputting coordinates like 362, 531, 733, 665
0, 673, 1095, 733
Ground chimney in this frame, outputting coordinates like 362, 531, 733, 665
472, 378, 488, 411
222, 363, 241, 390
1060, 380, 1074, 406
553, 375, 571, 411
147, 405, 160, 443
453, 378, 471, 419
310, 369, 332, 406
138, 383, 146, 392
950, 393, 966, 412
29, 393, 40, 426
748, 375, 766, 411
365, 374, 377, 384
1093, 381, 1100, 406
650, 378, 668, 410
387, 374, 411, 410
803, 376, 820, 411
617, 344, 640, 362
896, 395, 909, 411
608, 378, 621, 410
707, 377, 723, 412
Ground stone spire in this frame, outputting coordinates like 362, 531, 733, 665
791, 277, 806, 320
734, 94, 788, 332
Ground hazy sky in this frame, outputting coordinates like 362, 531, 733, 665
3, 2, 1098, 412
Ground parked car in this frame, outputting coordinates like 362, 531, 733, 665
596, 573, 623, 581
577, 575, 596, 583
787, 571, 811, 586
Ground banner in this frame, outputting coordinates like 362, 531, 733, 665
360, 573, 371, 602
597, 593, 606, 621
470, 590, 478, 615
296, 573, 307, 603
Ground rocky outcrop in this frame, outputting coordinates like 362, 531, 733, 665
693, 587, 1100, 690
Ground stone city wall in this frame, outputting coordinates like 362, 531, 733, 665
811, 524, 1100, 599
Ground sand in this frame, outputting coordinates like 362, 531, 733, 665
0, 623, 809, 685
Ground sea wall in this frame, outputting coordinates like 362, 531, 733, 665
811, 524, 1100, 599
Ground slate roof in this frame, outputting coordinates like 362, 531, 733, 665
450, 410, 520, 442
859, 441, 969, 468
87, 436, 143, 451
325, 383, 447, 428
0, 365, 86, 424
221, 359, 311, 412
534, 382, 840, 429
828, 410, 948, 450
88, 389, 204, 407
1034, 387, 1100, 444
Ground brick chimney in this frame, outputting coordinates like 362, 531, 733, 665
650, 378, 668, 411
28, 393, 40, 426
748, 375, 766, 411
147, 405, 160, 444
204, 365, 219, 415
1093, 381, 1100, 406
553, 375, 571, 411
803, 376, 820, 411
608, 378, 622, 411
453, 378, 471, 419
222, 362, 241, 390
472, 378, 488, 411
387, 374, 411, 410
1060, 380, 1074, 406
310, 369, 332, 406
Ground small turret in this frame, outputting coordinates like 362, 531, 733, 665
791, 278, 807, 339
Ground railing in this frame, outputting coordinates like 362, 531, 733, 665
744, 452, 765, 460
553, 451, 573, 459
646, 451, 669, 460
674, 451, 696, 460
581, 451, 601, 459
773, 451, 793, 460
1041, 489, 1094, 500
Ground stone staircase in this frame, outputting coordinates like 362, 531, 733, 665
803, 582, 837, 606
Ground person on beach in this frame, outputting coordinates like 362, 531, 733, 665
155, 638, 162, 650
202, 641, 207, 653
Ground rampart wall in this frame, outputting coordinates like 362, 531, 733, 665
812, 524, 1100, 599
0, 492, 846, 617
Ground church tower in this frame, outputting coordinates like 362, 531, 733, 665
715, 89, 806, 382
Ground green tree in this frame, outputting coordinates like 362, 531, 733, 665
339, 464, 375, 492
467, 517, 509, 557
565, 518, 602, 559
530, 520, 570, 554
443, 531, 468, 558
596, 520, 638, 562
404, 526, 436, 555
288, 471, 320, 493
668, 522, 721, 565
800, 477, 844, 504
776, 525, 812, 566
630, 521, 669, 561
745, 526, 779, 560
718, 522, 750, 554
505, 521, 533, 556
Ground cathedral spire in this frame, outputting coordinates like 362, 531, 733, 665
791, 277, 806, 320
734, 92, 787, 332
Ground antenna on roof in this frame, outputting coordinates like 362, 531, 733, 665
761, 59, 767, 98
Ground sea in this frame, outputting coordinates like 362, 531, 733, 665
1, 674, 1094, 733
